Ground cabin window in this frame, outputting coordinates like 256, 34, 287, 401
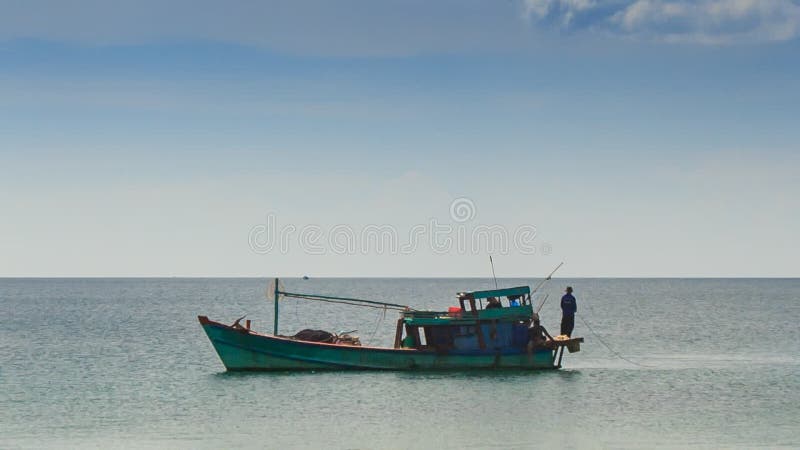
458, 298, 478, 315
410, 326, 424, 348
428, 326, 455, 350
421, 327, 431, 347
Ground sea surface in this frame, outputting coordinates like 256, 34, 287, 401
1, 278, 799, 449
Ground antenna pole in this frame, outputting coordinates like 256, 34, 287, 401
530, 262, 564, 297
535, 293, 550, 314
489, 256, 498, 289
273, 277, 280, 335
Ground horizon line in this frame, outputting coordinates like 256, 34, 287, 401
1, 276, 798, 280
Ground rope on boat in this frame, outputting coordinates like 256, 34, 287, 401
577, 312, 650, 368
366, 305, 388, 345
280, 292, 411, 311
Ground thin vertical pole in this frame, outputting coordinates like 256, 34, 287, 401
273, 277, 280, 335
489, 256, 498, 289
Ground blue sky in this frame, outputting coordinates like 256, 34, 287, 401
1, 0, 799, 277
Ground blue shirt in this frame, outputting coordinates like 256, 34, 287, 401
561, 293, 577, 316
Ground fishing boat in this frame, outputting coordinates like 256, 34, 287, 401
199, 278, 583, 371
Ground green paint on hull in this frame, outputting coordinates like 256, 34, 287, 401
200, 318, 559, 371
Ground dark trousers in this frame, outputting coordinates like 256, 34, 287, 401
561, 314, 575, 337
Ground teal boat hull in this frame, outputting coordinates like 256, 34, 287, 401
199, 316, 568, 371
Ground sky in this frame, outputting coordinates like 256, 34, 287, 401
1, 0, 798, 277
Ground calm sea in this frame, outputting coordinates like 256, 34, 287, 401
1, 278, 799, 449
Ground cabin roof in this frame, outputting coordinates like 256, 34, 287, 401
402, 304, 533, 326
457, 286, 530, 300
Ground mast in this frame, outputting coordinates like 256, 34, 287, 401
273, 277, 280, 335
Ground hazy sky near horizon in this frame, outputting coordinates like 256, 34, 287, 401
1, 0, 799, 277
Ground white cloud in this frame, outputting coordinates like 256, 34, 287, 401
523, 0, 800, 44
523, 0, 597, 24
613, 0, 800, 44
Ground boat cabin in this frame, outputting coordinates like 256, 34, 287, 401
394, 286, 534, 353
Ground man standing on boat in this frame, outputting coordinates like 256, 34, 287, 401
560, 286, 577, 337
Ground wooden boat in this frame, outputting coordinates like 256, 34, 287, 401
199, 279, 583, 371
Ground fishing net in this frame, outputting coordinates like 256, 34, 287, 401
292, 329, 336, 343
